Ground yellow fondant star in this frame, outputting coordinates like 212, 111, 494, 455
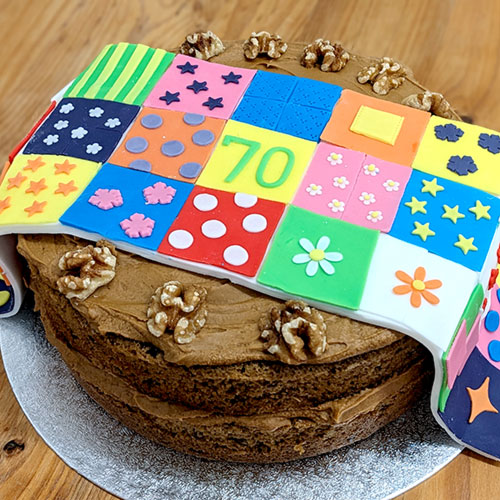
405, 197, 427, 215
412, 222, 435, 241
442, 204, 465, 224
421, 178, 444, 197
469, 200, 491, 220
454, 234, 478, 255
467, 377, 498, 424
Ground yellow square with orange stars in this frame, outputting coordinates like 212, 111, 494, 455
0, 154, 100, 226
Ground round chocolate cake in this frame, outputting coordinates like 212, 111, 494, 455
15, 37, 446, 463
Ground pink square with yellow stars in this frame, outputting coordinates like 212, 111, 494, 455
342, 155, 412, 232
292, 143, 365, 218
144, 55, 256, 120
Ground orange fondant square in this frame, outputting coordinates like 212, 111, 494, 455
321, 90, 431, 166
109, 108, 226, 183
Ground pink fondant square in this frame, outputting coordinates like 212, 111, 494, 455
446, 320, 468, 389
292, 143, 365, 218
144, 55, 256, 120
342, 155, 411, 232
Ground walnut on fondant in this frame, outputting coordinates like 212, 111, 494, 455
402, 90, 454, 119
242, 31, 288, 60
179, 31, 225, 60
301, 39, 350, 72
56, 240, 117, 300
146, 280, 207, 343
357, 56, 407, 95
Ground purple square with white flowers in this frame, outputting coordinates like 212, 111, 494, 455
24, 98, 139, 163
143, 54, 256, 119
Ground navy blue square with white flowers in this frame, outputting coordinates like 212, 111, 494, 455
24, 98, 140, 163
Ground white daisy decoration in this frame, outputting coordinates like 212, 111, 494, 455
333, 176, 349, 189
292, 236, 343, 277
53, 120, 69, 130
105, 117, 121, 128
306, 183, 323, 196
43, 134, 59, 146
328, 199, 345, 213
358, 192, 376, 205
89, 107, 105, 118
367, 210, 383, 223
59, 102, 75, 114
71, 127, 88, 139
86, 142, 103, 155
327, 152, 343, 166
363, 163, 379, 176
383, 179, 400, 192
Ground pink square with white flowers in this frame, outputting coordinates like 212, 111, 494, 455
292, 143, 365, 219
144, 55, 256, 120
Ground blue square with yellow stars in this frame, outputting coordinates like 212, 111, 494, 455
389, 170, 500, 271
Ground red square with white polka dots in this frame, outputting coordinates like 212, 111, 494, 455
158, 186, 285, 277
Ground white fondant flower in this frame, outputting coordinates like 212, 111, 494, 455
306, 183, 323, 196
43, 134, 59, 145
333, 176, 349, 189
89, 107, 104, 118
292, 236, 343, 277
59, 102, 75, 114
86, 142, 103, 155
104, 117, 121, 128
71, 126, 88, 139
383, 179, 400, 192
328, 199, 345, 213
359, 192, 376, 205
367, 210, 383, 222
363, 163, 379, 176
53, 119, 69, 130
327, 152, 343, 165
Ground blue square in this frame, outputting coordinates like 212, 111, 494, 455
276, 103, 331, 142
243, 71, 298, 101
289, 78, 342, 111
389, 170, 500, 271
60, 163, 193, 251
231, 96, 285, 130
24, 98, 139, 163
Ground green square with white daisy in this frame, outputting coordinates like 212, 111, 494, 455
258, 205, 379, 310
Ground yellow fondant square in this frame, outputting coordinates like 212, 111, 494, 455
350, 105, 405, 146
412, 116, 500, 196
0, 154, 100, 226
196, 121, 316, 203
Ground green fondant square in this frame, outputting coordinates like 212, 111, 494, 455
258, 206, 379, 310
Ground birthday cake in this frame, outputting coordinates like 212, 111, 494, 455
3, 32, 500, 462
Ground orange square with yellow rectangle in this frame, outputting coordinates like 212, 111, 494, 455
321, 90, 431, 166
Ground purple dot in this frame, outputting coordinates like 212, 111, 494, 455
179, 162, 202, 179
161, 140, 185, 157
141, 113, 163, 129
183, 113, 206, 126
126, 136, 148, 153
192, 129, 215, 146
129, 159, 152, 172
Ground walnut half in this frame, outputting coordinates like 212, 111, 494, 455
57, 240, 117, 300
147, 281, 207, 344
179, 31, 225, 60
243, 31, 288, 60
301, 39, 349, 72
402, 90, 454, 119
357, 57, 407, 95
259, 300, 327, 362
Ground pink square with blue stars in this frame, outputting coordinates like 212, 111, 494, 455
60, 163, 193, 251
144, 55, 256, 120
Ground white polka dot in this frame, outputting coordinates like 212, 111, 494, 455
201, 219, 227, 239
242, 214, 267, 233
223, 245, 249, 266
234, 192, 257, 208
193, 193, 218, 211
168, 230, 193, 249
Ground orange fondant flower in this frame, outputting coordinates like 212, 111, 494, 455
393, 266, 442, 308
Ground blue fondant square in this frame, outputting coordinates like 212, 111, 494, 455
231, 96, 285, 129
60, 163, 193, 251
276, 103, 331, 141
289, 78, 342, 111
243, 71, 298, 101
24, 98, 140, 163
389, 170, 500, 271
